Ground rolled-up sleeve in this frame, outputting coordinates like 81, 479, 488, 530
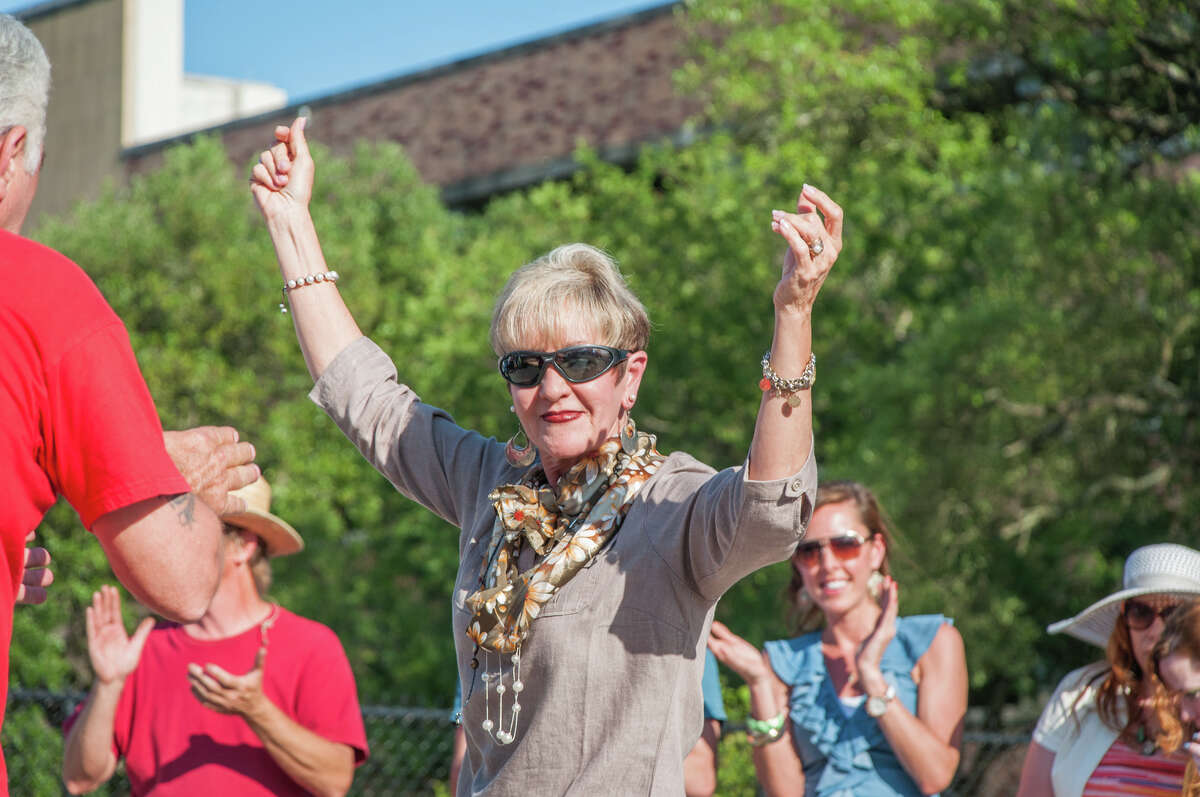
309, 336, 508, 528
644, 442, 817, 601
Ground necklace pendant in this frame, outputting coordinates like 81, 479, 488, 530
1142, 738, 1157, 756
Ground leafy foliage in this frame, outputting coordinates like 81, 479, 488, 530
5, 0, 1198, 793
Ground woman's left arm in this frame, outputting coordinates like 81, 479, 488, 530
747, 185, 842, 481
866, 623, 968, 795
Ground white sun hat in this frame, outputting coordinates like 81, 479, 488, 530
1047, 543, 1200, 648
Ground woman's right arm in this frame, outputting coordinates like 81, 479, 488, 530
1015, 665, 1100, 797
1015, 741, 1056, 797
252, 117, 363, 382
707, 621, 805, 794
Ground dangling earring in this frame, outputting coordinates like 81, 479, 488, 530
867, 570, 884, 601
619, 413, 638, 455
505, 408, 537, 467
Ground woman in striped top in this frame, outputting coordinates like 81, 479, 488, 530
1016, 544, 1200, 797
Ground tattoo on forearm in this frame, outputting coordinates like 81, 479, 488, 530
168, 493, 196, 526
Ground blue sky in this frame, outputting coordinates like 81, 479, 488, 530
2, 0, 671, 101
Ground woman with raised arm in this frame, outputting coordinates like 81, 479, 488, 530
707, 480, 967, 796
251, 118, 838, 794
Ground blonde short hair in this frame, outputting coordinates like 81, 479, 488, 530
490, 243, 650, 355
224, 524, 272, 596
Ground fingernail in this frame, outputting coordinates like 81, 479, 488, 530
771, 209, 784, 219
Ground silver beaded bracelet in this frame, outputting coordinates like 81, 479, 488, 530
278, 271, 340, 313
759, 350, 816, 406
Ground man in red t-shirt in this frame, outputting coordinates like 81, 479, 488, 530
63, 478, 369, 796
0, 13, 257, 790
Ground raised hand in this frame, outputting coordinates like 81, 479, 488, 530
708, 620, 770, 685
855, 576, 899, 692
85, 586, 155, 685
187, 646, 267, 719
15, 531, 53, 605
163, 426, 258, 516
770, 184, 843, 317
251, 116, 315, 221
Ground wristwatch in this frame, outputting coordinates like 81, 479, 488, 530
865, 684, 896, 718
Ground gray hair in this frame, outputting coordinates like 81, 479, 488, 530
490, 243, 651, 355
0, 14, 51, 172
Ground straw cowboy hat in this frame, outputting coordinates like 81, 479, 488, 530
1048, 543, 1200, 648
222, 477, 303, 558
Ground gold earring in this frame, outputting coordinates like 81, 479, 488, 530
505, 407, 536, 467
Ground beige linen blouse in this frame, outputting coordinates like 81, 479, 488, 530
312, 337, 817, 796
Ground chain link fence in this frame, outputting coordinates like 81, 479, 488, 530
5, 688, 1028, 795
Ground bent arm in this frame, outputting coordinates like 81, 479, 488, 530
61, 682, 123, 794
872, 624, 967, 795
243, 698, 357, 797
91, 494, 221, 623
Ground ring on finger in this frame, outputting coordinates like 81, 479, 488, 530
808, 237, 824, 256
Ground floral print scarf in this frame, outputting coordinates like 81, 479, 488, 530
465, 431, 664, 654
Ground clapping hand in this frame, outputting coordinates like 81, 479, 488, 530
15, 531, 53, 605
187, 646, 268, 720
708, 620, 770, 685
855, 576, 899, 692
86, 586, 155, 685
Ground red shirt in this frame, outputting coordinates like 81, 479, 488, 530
67, 608, 368, 795
0, 230, 188, 789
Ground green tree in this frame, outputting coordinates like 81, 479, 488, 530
5, 1, 1197, 793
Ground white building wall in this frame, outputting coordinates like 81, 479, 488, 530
122, 0, 286, 146
180, 76, 288, 132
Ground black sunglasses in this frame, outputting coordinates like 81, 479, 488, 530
1124, 599, 1181, 632
794, 532, 871, 567
498, 345, 630, 388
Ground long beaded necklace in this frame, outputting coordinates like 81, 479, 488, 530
477, 648, 525, 745
464, 431, 662, 746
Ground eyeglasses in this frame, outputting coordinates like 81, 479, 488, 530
794, 533, 871, 568
498, 345, 630, 388
1123, 599, 1181, 632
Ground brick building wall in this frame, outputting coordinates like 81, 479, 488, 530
124, 3, 698, 206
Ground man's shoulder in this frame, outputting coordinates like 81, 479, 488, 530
0, 229, 89, 281
0, 230, 115, 326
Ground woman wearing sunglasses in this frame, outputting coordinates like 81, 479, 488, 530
251, 118, 836, 795
1016, 543, 1200, 796
707, 480, 967, 796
